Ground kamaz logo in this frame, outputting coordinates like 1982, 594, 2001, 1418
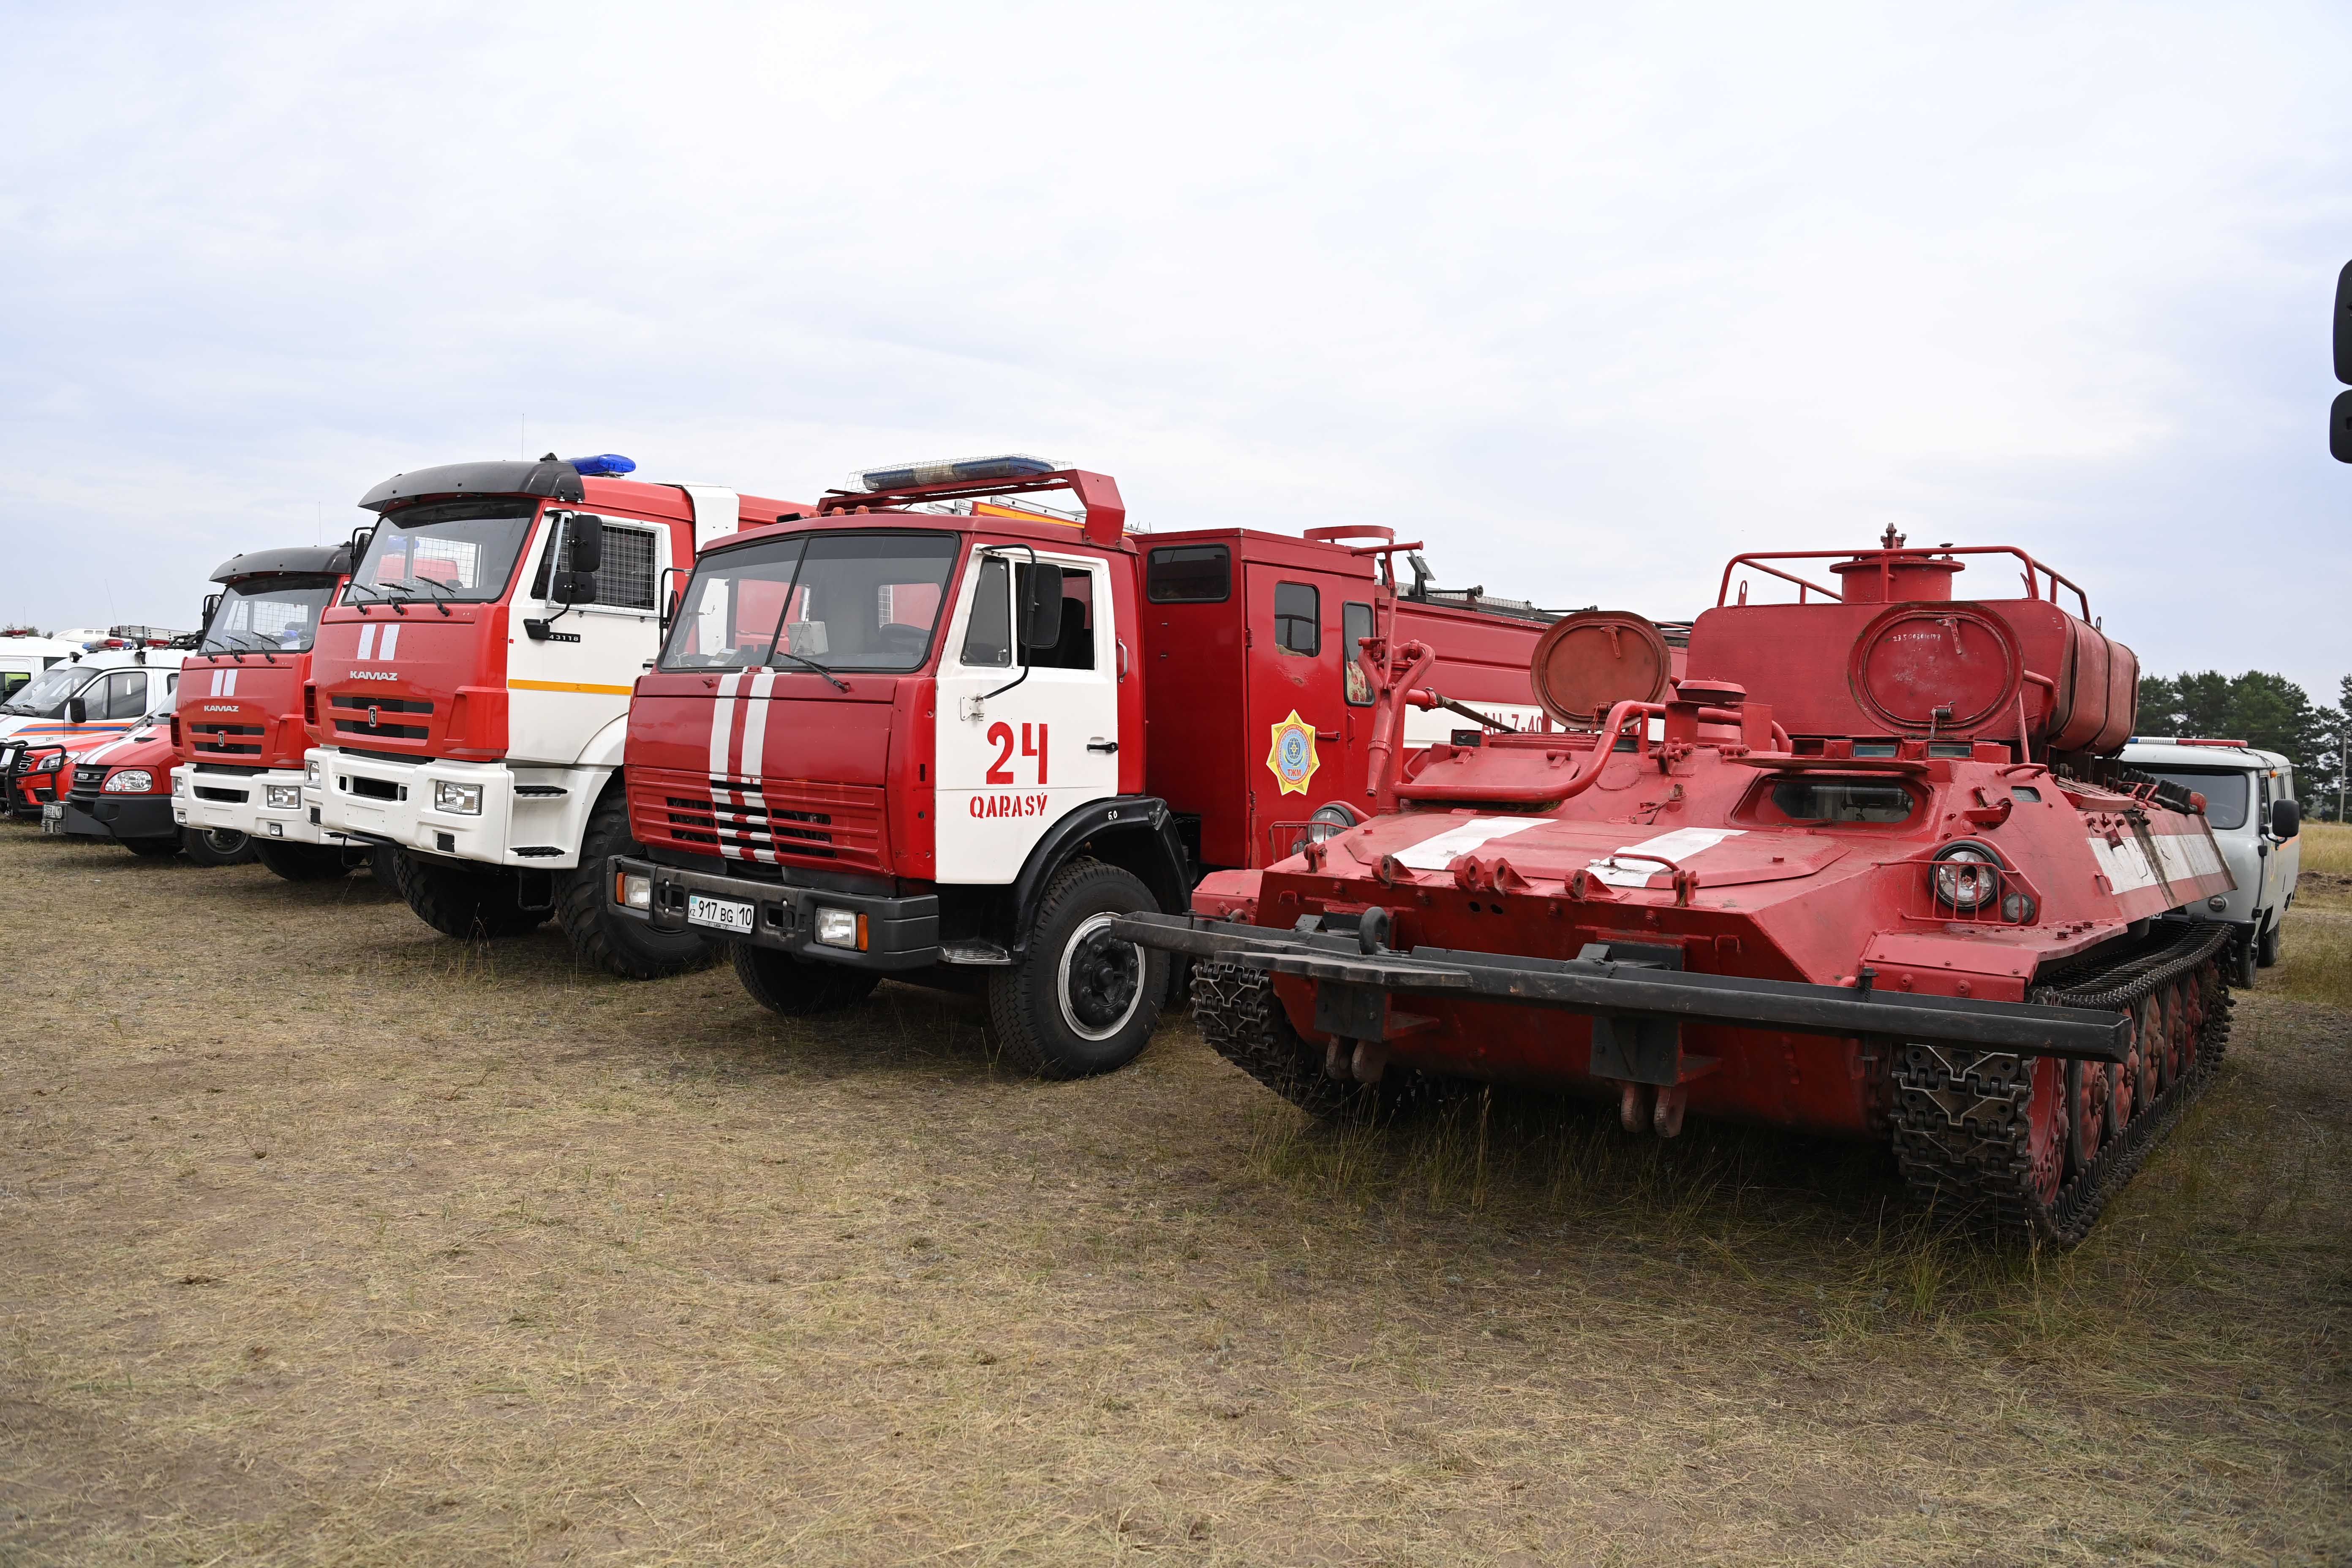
349, 670, 399, 682
204, 704, 240, 711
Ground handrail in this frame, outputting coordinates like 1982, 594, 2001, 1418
1716, 546, 2093, 619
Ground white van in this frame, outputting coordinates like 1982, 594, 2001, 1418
0, 633, 80, 704
2119, 738, 2302, 985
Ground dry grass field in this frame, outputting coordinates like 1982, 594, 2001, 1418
2, 824, 2347, 1566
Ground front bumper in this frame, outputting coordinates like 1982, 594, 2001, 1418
308, 747, 604, 869
1115, 912, 2143, 1064
176, 765, 351, 846
54, 791, 176, 842
611, 855, 940, 972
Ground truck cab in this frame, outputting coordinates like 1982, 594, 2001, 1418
306, 453, 808, 976
172, 544, 360, 874
612, 458, 1556, 1077
2118, 738, 2301, 983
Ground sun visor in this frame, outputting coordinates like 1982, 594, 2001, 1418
358, 459, 584, 512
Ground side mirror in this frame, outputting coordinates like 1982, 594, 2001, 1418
65, 697, 87, 724
658, 565, 689, 634
2271, 798, 2300, 839
567, 514, 606, 575
1019, 564, 1065, 651
201, 593, 222, 632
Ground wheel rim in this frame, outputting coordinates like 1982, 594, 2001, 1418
204, 830, 246, 854
1056, 912, 1144, 1043
2067, 1059, 2107, 1173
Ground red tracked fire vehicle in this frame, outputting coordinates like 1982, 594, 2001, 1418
610, 458, 1560, 1077
1117, 532, 2239, 1243
306, 455, 809, 976
172, 544, 362, 872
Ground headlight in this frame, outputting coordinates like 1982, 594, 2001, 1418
615, 871, 652, 911
264, 784, 304, 809
2206, 894, 2229, 912
35, 753, 62, 773
433, 780, 484, 815
1931, 843, 2001, 911
305, 758, 321, 785
813, 906, 865, 950
103, 769, 155, 793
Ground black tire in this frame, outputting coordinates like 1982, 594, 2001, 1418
390, 852, 550, 939
122, 836, 180, 859
553, 787, 716, 979
733, 943, 881, 1017
2256, 915, 2281, 969
985, 859, 1168, 1079
254, 841, 351, 882
2230, 929, 2259, 989
179, 827, 256, 866
367, 844, 400, 882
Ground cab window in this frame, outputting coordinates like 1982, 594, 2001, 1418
99, 671, 149, 719
960, 555, 1013, 667
1021, 564, 1095, 671
1739, 774, 1920, 826
1146, 545, 1230, 603
1343, 602, 1375, 704
1273, 582, 1319, 656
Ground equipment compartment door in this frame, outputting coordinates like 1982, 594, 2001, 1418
1242, 566, 1353, 864
934, 550, 1119, 884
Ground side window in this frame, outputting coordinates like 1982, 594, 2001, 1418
104, 671, 147, 719
960, 555, 1012, 667
1146, 544, 1230, 603
533, 521, 659, 610
1021, 563, 1096, 671
1343, 602, 1374, 704
1272, 582, 1319, 656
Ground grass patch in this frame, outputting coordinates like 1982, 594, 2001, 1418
2, 827, 2348, 1565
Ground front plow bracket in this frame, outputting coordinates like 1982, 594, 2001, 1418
1115, 914, 2134, 1063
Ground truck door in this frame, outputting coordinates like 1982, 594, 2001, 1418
1242, 566, 1352, 864
934, 547, 1119, 883
507, 509, 672, 764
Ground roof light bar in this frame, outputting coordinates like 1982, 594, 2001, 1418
854, 454, 1059, 492
567, 454, 638, 477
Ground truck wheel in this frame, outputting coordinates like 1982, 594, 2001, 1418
553, 789, 718, 980
2229, 930, 2259, 989
2256, 915, 2281, 969
254, 841, 351, 882
734, 944, 880, 1016
122, 836, 180, 859
392, 852, 550, 939
180, 827, 256, 866
367, 844, 400, 882
986, 859, 1168, 1079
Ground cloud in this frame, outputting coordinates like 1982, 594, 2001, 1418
2, 0, 2346, 696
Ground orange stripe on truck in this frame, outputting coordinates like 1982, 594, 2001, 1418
508, 679, 635, 696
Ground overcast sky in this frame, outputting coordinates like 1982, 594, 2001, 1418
4, 1, 2346, 698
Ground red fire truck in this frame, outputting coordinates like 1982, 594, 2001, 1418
307, 454, 810, 976
609, 458, 1560, 1077
172, 544, 365, 873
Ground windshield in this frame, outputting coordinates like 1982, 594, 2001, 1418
2137, 767, 2250, 831
350, 501, 537, 606
204, 575, 339, 654
0, 663, 98, 716
660, 531, 958, 673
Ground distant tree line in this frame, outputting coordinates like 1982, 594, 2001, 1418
2135, 671, 2351, 821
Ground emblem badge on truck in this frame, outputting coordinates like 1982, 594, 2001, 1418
1266, 710, 1321, 795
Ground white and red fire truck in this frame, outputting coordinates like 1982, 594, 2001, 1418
172, 544, 368, 874
306, 454, 811, 976
609, 458, 1560, 1077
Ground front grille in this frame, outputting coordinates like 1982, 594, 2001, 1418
634, 770, 887, 872
333, 717, 430, 740
330, 695, 433, 715
347, 775, 403, 802
73, 765, 106, 790
193, 786, 250, 803
190, 721, 266, 757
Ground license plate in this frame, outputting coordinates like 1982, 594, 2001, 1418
686, 893, 756, 934
41, 802, 64, 833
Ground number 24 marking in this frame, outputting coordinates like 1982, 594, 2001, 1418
986, 722, 1048, 786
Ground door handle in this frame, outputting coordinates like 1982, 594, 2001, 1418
1087, 739, 1119, 754
1316, 730, 1340, 742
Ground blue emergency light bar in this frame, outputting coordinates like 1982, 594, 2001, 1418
567, 454, 638, 477
856, 453, 1059, 491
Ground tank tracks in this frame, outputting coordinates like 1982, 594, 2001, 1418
1190, 960, 1432, 1120
1889, 920, 2236, 1246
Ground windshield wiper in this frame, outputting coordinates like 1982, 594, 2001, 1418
394, 576, 456, 615
766, 650, 849, 692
